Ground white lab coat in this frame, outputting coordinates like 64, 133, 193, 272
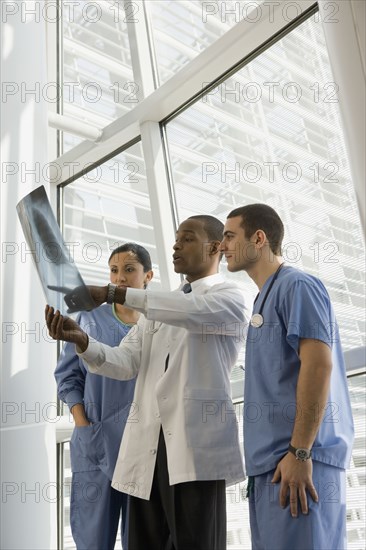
80, 274, 249, 500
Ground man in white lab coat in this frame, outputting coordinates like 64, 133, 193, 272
46, 215, 250, 550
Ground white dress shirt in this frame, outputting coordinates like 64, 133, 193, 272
79, 273, 250, 500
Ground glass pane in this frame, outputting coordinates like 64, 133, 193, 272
61, 372, 366, 549
62, 141, 161, 288
165, 15, 365, 354
62, 442, 74, 549
346, 373, 366, 549
62, 0, 136, 152
147, 0, 265, 85
227, 402, 251, 549
63, 131, 84, 152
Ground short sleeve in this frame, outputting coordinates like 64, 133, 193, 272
279, 279, 332, 353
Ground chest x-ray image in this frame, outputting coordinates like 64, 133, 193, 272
16, 186, 96, 315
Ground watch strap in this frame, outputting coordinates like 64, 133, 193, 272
288, 443, 312, 461
106, 283, 117, 304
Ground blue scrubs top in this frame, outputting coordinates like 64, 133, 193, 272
55, 304, 136, 480
244, 266, 354, 477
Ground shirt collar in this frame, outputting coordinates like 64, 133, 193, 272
180, 273, 224, 292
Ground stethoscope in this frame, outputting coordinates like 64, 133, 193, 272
250, 263, 285, 328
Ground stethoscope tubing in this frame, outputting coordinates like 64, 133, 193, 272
250, 263, 285, 328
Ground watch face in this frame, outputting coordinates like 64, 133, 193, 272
296, 449, 309, 461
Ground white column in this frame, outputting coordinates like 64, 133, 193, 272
124, 0, 156, 99
140, 121, 180, 290
319, 0, 366, 235
126, 0, 179, 289
0, 2, 57, 548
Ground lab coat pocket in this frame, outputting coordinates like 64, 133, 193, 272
70, 422, 106, 472
184, 388, 238, 449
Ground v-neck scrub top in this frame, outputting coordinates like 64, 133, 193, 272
244, 266, 354, 477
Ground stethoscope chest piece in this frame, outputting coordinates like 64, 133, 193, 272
250, 313, 264, 328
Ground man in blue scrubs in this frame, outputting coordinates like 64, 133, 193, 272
221, 203, 354, 550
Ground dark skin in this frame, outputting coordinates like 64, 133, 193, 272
46, 218, 221, 352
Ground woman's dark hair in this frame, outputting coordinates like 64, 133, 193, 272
108, 243, 152, 272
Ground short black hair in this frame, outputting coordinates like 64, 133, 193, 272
108, 243, 152, 272
227, 204, 284, 255
188, 215, 224, 242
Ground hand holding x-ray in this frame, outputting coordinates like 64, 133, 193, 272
45, 305, 89, 352
16, 186, 96, 315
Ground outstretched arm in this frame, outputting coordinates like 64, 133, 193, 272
125, 286, 250, 334
81, 284, 249, 335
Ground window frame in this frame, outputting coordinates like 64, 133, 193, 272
49, 1, 365, 547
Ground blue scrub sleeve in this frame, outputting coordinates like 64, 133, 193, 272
54, 313, 87, 409
54, 340, 87, 408
279, 279, 333, 353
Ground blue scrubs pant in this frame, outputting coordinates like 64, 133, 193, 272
70, 469, 128, 550
249, 461, 347, 550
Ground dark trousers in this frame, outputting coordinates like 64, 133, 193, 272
128, 429, 227, 550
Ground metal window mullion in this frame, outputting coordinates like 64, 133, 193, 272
45, 0, 62, 203
56, 442, 64, 550
51, 0, 317, 183
124, 0, 155, 101
45, 0, 61, 166
46, 6, 64, 549
140, 121, 180, 290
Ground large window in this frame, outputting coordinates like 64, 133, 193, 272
61, 140, 161, 287
61, 0, 135, 152
147, 0, 265, 85
53, 1, 365, 548
347, 372, 366, 549
165, 15, 365, 352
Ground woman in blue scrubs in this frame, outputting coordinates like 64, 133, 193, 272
55, 243, 153, 550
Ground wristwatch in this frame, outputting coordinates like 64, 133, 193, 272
288, 443, 312, 462
106, 283, 117, 304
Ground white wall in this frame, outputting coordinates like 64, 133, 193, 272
319, 0, 366, 234
1, 2, 57, 548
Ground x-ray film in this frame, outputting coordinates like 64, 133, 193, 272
16, 186, 96, 315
